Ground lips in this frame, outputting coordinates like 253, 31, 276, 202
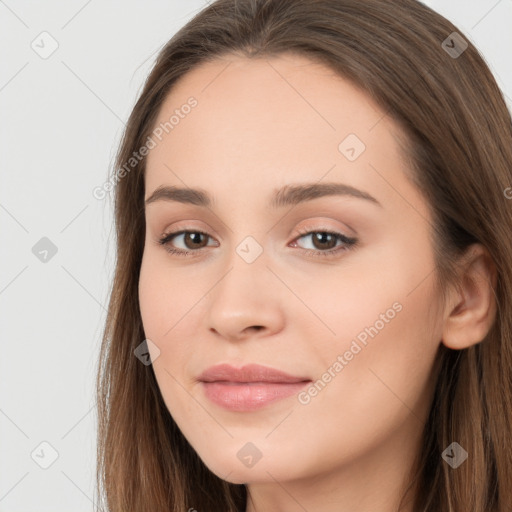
198, 363, 310, 383
198, 364, 311, 411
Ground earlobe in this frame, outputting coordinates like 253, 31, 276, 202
441, 244, 497, 350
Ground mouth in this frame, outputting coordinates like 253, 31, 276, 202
198, 364, 312, 411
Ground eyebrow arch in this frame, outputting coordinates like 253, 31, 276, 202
144, 182, 382, 209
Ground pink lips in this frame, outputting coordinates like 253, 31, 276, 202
198, 364, 311, 411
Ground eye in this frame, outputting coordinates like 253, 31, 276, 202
157, 230, 218, 256
290, 228, 358, 258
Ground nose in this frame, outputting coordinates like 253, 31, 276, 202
205, 256, 285, 342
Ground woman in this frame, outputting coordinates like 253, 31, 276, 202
96, 0, 512, 510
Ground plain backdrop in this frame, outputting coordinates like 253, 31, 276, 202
1, 1, 511, 510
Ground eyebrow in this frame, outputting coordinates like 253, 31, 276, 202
144, 182, 382, 209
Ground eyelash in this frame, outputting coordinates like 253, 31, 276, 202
156, 227, 358, 259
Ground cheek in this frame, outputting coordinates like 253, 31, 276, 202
293, 240, 440, 427
138, 254, 196, 384
302, 273, 440, 430
295, 225, 434, 338
138, 250, 204, 339
281, 288, 439, 477
138, 249, 216, 396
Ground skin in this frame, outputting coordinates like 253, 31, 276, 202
138, 53, 496, 512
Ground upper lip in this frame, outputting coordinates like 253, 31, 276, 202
198, 364, 311, 384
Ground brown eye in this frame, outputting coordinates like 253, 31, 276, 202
291, 229, 358, 258
158, 230, 216, 255
309, 232, 338, 250
181, 232, 209, 249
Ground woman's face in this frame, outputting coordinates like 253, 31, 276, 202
139, 53, 444, 486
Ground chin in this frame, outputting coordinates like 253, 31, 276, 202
196, 444, 303, 485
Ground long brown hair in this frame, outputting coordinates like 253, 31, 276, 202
95, 0, 512, 510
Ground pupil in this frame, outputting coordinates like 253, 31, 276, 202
186, 232, 205, 248
314, 232, 335, 250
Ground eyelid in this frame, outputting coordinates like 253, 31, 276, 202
292, 217, 357, 239
157, 220, 219, 241
293, 220, 355, 238
156, 221, 352, 245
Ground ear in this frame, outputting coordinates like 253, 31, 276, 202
441, 244, 497, 350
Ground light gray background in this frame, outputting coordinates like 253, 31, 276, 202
1, 1, 511, 510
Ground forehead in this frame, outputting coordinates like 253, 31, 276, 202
144, 53, 423, 217
147, 52, 390, 157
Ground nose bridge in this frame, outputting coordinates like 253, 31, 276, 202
212, 236, 270, 311
205, 236, 283, 338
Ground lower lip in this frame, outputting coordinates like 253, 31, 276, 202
201, 381, 310, 411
